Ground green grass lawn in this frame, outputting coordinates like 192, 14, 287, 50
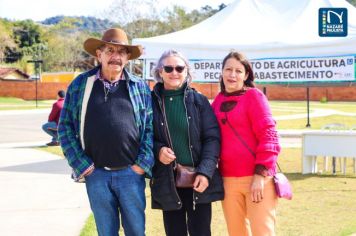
38, 146, 356, 236
276, 115, 356, 130
270, 101, 356, 129
35, 146, 64, 156
270, 101, 356, 113
0, 97, 54, 110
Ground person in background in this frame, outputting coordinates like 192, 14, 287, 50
211, 51, 281, 236
150, 49, 224, 236
42, 90, 65, 146
58, 28, 154, 236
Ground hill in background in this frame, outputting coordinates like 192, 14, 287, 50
41, 16, 115, 33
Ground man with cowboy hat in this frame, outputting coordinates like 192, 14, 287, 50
58, 28, 154, 236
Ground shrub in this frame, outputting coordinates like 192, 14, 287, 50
320, 96, 328, 103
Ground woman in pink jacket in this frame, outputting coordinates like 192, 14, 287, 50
212, 51, 281, 236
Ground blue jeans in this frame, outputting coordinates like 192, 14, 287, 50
42, 121, 58, 142
85, 167, 146, 236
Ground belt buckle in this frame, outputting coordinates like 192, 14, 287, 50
103, 166, 127, 171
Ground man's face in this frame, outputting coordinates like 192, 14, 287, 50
96, 44, 131, 78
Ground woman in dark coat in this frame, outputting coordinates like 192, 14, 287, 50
150, 49, 224, 236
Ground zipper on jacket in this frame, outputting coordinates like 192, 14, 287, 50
154, 89, 182, 209
183, 88, 197, 210
156, 92, 174, 152
183, 88, 196, 169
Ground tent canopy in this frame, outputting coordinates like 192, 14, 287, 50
133, 0, 356, 60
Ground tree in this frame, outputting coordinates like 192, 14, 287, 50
102, 0, 161, 39
104, 0, 160, 25
13, 20, 43, 48
346, 0, 356, 7
218, 3, 227, 11
124, 18, 171, 39
42, 32, 88, 71
164, 6, 192, 33
42, 22, 93, 72
0, 20, 17, 63
4, 20, 46, 63
154, 4, 222, 35
0, 1, 230, 71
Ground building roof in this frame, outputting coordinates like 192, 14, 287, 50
0, 67, 30, 80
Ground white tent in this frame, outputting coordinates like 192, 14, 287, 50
133, 0, 356, 82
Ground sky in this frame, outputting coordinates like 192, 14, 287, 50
0, 0, 234, 21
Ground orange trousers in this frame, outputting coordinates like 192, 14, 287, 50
222, 176, 278, 236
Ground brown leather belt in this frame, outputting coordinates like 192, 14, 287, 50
103, 166, 129, 171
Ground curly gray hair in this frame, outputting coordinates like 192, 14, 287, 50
152, 49, 193, 83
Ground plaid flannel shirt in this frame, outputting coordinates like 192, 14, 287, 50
58, 66, 154, 180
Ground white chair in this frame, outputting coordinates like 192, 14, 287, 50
349, 125, 356, 174
321, 123, 347, 174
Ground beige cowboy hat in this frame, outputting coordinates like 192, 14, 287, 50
83, 28, 143, 60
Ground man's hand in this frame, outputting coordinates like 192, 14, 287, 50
85, 168, 94, 176
131, 164, 145, 175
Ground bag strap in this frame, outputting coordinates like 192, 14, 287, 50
161, 94, 177, 169
224, 112, 255, 157
223, 112, 282, 173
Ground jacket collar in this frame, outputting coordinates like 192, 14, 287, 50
153, 82, 190, 98
123, 68, 141, 83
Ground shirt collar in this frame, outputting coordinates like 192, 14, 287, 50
95, 69, 125, 83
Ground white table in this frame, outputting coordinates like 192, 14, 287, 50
302, 131, 356, 174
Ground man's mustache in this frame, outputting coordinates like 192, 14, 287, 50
108, 60, 122, 65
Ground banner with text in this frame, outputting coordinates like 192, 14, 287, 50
144, 55, 355, 83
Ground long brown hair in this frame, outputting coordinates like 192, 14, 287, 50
220, 51, 255, 92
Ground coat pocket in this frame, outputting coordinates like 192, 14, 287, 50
196, 168, 224, 204
150, 176, 180, 210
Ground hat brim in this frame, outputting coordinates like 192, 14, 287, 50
83, 38, 143, 60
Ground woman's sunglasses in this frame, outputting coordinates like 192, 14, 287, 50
163, 65, 185, 73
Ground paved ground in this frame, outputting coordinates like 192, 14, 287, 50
0, 110, 91, 236
0, 109, 50, 143
0, 146, 91, 236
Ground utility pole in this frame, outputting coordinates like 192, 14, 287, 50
27, 60, 43, 108
306, 86, 311, 127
